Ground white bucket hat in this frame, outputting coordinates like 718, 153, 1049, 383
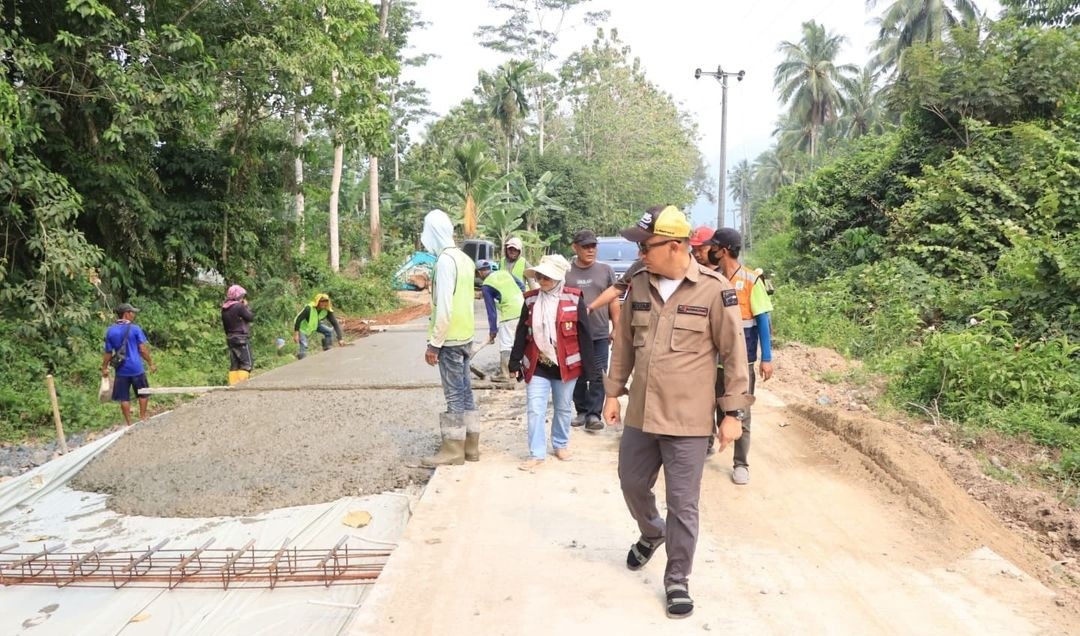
525, 254, 571, 282
504, 237, 523, 251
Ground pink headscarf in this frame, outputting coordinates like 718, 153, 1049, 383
222, 284, 247, 309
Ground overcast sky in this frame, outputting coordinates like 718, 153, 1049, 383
403, 0, 1001, 228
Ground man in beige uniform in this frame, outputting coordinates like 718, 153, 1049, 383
603, 204, 753, 620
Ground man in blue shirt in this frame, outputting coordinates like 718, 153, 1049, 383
101, 303, 157, 426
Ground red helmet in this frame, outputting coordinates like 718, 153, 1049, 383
689, 226, 715, 247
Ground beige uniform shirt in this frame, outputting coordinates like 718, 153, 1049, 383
604, 258, 754, 436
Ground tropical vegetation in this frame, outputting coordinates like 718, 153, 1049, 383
743, 7, 1080, 491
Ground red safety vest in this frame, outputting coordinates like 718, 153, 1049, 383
521, 287, 584, 383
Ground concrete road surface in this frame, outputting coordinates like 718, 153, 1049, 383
347, 388, 1074, 635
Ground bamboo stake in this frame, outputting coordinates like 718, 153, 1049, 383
45, 375, 69, 454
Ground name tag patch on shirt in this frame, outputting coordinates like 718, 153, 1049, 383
632, 301, 651, 311
677, 304, 708, 317
722, 289, 738, 307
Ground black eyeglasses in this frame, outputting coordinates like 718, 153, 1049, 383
638, 239, 678, 253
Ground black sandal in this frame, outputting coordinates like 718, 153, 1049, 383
665, 583, 694, 619
626, 536, 664, 571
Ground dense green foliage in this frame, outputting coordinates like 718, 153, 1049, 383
754, 19, 1080, 488
1, 0, 406, 439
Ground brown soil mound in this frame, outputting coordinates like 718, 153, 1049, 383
774, 342, 1080, 600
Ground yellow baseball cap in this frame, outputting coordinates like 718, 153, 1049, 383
620, 205, 692, 242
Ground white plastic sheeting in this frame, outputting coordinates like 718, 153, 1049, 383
0, 428, 413, 635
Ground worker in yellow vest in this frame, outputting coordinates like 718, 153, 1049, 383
420, 209, 480, 467
293, 293, 345, 359
478, 259, 525, 381
501, 236, 536, 289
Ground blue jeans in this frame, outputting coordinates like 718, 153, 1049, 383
573, 338, 609, 418
298, 324, 334, 359
437, 343, 476, 414
526, 374, 577, 460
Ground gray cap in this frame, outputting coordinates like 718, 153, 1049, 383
115, 302, 139, 316
572, 229, 597, 245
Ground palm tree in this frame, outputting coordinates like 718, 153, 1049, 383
773, 111, 815, 157
867, 0, 981, 75
774, 21, 858, 162
754, 148, 799, 197
840, 67, 886, 138
478, 60, 535, 177
728, 159, 754, 244
452, 141, 497, 238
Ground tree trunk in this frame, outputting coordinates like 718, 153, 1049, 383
329, 142, 343, 272
368, 0, 392, 259
369, 156, 382, 256
293, 108, 306, 255
538, 83, 545, 156
505, 135, 511, 194
393, 139, 400, 187
464, 192, 477, 239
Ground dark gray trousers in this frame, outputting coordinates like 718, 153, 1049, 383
716, 363, 756, 468
618, 425, 710, 586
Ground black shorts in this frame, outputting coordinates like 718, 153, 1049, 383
227, 337, 253, 371
112, 374, 150, 402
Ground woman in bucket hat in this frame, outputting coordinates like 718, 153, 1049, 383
508, 254, 602, 471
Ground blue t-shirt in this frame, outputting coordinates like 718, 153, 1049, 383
104, 321, 148, 377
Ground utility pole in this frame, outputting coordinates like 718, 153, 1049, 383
695, 65, 744, 229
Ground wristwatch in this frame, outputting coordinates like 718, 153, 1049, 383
724, 409, 747, 421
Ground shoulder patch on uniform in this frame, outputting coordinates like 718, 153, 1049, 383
631, 301, 651, 311
722, 289, 738, 307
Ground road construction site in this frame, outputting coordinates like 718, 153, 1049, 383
1, 300, 1078, 634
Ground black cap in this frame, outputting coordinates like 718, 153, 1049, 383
708, 228, 742, 250
115, 302, 139, 316
572, 229, 597, 245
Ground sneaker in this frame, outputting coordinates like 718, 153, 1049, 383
571, 413, 587, 428
584, 414, 605, 432
732, 466, 750, 485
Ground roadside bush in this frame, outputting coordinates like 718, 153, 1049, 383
894, 309, 1080, 427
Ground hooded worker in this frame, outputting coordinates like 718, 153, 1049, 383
292, 292, 344, 359
222, 284, 255, 385
420, 209, 480, 466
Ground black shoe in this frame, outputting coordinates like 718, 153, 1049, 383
571, 413, 586, 427
584, 414, 604, 432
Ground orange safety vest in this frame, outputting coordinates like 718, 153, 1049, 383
727, 266, 760, 326
521, 287, 584, 383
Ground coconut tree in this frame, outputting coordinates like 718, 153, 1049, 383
728, 159, 754, 244
478, 60, 534, 176
452, 140, 497, 238
867, 0, 981, 76
840, 66, 886, 138
754, 148, 799, 197
774, 20, 858, 162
